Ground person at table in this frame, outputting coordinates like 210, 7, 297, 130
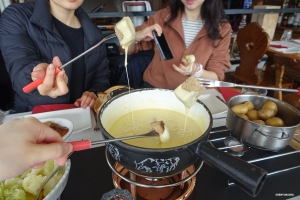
117, 0, 231, 89
0, 0, 110, 113
0, 117, 72, 181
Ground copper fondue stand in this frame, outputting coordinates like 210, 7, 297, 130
105, 149, 203, 199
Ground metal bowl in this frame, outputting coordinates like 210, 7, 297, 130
226, 94, 300, 152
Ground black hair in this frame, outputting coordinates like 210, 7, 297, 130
166, 0, 228, 44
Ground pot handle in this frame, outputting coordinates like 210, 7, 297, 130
195, 142, 267, 197
253, 130, 290, 140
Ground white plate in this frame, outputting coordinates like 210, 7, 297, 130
39, 118, 73, 140
24, 107, 91, 133
293, 39, 300, 44
198, 90, 228, 118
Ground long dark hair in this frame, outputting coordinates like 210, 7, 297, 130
166, 0, 228, 43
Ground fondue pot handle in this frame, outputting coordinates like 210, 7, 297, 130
195, 142, 267, 197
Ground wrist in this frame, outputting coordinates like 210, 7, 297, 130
192, 63, 203, 78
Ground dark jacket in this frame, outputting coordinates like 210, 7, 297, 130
0, 0, 110, 113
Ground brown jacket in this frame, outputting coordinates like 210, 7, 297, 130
128, 8, 232, 90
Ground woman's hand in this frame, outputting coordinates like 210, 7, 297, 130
74, 91, 96, 109
173, 57, 196, 76
135, 23, 162, 42
0, 117, 73, 181
31, 56, 69, 98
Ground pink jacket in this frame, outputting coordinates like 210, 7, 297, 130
128, 8, 232, 90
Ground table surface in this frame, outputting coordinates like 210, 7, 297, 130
60, 128, 300, 200
3, 89, 300, 200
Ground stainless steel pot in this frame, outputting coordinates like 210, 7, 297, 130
226, 94, 300, 152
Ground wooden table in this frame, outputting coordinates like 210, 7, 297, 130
263, 47, 300, 100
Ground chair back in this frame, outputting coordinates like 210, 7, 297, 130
233, 22, 270, 85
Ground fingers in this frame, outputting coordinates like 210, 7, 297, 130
31, 69, 46, 80
37, 64, 69, 98
79, 92, 96, 109
136, 23, 162, 42
181, 57, 188, 66
53, 71, 69, 96
32, 162, 46, 169
56, 156, 69, 166
74, 100, 80, 107
173, 64, 190, 76
152, 23, 162, 36
31, 63, 48, 81
53, 56, 62, 68
37, 64, 56, 96
30, 142, 72, 166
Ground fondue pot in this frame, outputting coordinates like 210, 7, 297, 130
226, 94, 300, 152
98, 88, 267, 197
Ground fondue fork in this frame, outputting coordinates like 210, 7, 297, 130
197, 78, 300, 94
23, 33, 117, 93
69, 130, 160, 151
35, 152, 73, 200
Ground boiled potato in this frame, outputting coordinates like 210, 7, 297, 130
252, 120, 266, 125
246, 110, 260, 120
262, 101, 278, 115
258, 108, 276, 120
244, 101, 254, 111
231, 104, 248, 114
238, 114, 249, 120
266, 117, 285, 127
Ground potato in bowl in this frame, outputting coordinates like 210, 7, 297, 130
226, 94, 300, 151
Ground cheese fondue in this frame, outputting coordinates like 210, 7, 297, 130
108, 108, 206, 148
115, 17, 136, 67
174, 76, 206, 131
115, 17, 136, 123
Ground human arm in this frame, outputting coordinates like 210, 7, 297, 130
0, 6, 68, 98
172, 23, 232, 80
0, 117, 72, 181
173, 57, 219, 80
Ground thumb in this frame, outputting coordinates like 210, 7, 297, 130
32, 142, 72, 164
53, 56, 63, 68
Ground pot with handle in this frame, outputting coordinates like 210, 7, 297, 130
98, 88, 267, 197
226, 94, 300, 151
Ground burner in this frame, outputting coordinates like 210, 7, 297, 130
224, 136, 248, 157
112, 162, 196, 200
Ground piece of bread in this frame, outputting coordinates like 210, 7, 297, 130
94, 92, 109, 114
150, 121, 165, 135
115, 26, 123, 43
181, 76, 206, 93
185, 55, 196, 73
115, 17, 135, 47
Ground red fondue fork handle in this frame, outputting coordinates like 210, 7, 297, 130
22, 34, 117, 93
22, 67, 62, 93
69, 140, 92, 151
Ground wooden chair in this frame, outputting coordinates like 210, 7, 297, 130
274, 55, 300, 110
231, 22, 294, 99
231, 22, 269, 85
